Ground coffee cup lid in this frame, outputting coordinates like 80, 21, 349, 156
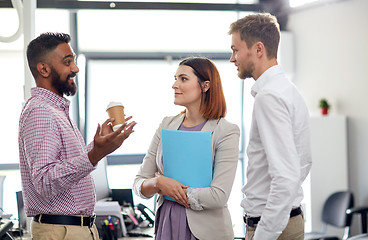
106, 101, 124, 110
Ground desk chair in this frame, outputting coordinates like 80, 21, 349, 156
347, 235, 368, 240
346, 205, 368, 234
344, 205, 368, 240
305, 191, 354, 240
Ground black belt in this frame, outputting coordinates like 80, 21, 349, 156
244, 207, 302, 227
33, 214, 96, 228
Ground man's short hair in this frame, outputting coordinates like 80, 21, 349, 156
26, 32, 71, 78
229, 13, 280, 59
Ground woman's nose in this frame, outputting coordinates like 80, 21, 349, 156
172, 80, 179, 89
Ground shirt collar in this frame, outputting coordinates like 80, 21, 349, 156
31, 87, 70, 110
250, 65, 283, 97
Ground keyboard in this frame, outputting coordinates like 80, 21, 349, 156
128, 231, 153, 238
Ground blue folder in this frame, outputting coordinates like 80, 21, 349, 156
161, 129, 213, 201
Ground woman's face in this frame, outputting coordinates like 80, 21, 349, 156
172, 65, 203, 109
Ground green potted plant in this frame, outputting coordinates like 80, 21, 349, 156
319, 98, 330, 115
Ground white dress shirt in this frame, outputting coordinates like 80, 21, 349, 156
241, 65, 312, 240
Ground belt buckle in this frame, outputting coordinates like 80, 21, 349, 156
244, 215, 259, 228
246, 218, 256, 227
89, 214, 96, 228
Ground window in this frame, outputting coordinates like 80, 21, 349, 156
85, 59, 242, 153
77, 10, 239, 52
289, 0, 319, 7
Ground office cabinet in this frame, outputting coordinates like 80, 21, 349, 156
303, 115, 348, 236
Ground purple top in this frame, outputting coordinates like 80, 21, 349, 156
178, 120, 207, 131
155, 120, 207, 240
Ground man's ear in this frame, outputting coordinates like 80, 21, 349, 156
255, 41, 265, 57
36, 62, 51, 78
202, 80, 210, 92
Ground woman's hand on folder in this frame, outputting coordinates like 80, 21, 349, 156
155, 172, 190, 208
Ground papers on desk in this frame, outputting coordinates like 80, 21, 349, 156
161, 129, 213, 201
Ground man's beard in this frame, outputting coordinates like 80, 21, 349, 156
238, 62, 255, 80
51, 67, 77, 96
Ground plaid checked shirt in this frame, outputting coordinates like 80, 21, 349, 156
19, 87, 96, 217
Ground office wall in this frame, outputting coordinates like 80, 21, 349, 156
287, 0, 368, 233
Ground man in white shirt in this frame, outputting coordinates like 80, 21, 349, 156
228, 13, 312, 240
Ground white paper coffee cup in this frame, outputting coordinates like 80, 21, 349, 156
106, 102, 125, 131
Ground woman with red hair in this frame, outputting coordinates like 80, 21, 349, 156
133, 56, 240, 240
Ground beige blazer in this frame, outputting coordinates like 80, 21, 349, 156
133, 113, 240, 240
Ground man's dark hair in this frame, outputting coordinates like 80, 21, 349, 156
26, 32, 71, 78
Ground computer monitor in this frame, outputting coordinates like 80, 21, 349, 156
111, 189, 134, 207
0, 176, 5, 210
91, 158, 111, 201
16, 191, 26, 231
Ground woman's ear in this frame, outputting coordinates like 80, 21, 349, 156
202, 80, 210, 92
36, 62, 51, 78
